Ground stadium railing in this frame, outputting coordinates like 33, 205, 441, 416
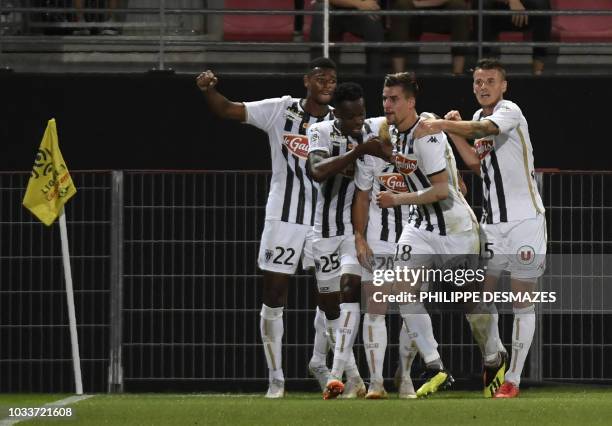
1, 1, 612, 72
1, 170, 610, 393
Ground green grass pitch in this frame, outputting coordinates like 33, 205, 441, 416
1, 386, 611, 425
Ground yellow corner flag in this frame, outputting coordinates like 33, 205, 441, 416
23, 119, 77, 226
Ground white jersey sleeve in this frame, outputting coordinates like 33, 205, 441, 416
307, 122, 331, 155
244, 95, 291, 132
484, 100, 521, 135
415, 132, 447, 176
354, 155, 375, 192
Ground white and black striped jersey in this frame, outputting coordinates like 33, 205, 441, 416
307, 120, 375, 238
395, 113, 477, 236
244, 96, 334, 225
355, 117, 410, 244
472, 100, 545, 224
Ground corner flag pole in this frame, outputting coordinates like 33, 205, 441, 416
59, 207, 83, 395
23, 118, 82, 395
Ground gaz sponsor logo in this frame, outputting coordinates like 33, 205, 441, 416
394, 153, 418, 175
474, 138, 494, 160
378, 173, 408, 193
283, 134, 309, 159
517, 245, 535, 265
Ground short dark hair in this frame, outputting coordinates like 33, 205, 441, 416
309, 57, 337, 73
384, 72, 419, 98
333, 82, 363, 105
474, 58, 506, 80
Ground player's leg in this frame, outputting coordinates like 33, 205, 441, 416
394, 229, 452, 398
494, 214, 547, 398
257, 220, 309, 398
465, 223, 508, 397
324, 235, 365, 399
362, 249, 392, 399
302, 232, 332, 390
395, 323, 418, 399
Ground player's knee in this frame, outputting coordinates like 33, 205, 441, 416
262, 272, 289, 307
317, 290, 340, 319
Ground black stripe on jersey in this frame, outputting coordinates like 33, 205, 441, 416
321, 178, 335, 238
280, 146, 295, 222
414, 169, 443, 234
404, 175, 425, 229
335, 177, 350, 236
306, 114, 329, 226
393, 206, 403, 242
294, 156, 306, 224
489, 150, 508, 222
481, 160, 494, 224
290, 111, 311, 225
284, 102, 298, 131
379, 184, 390, 242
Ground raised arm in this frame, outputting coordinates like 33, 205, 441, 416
308, 150, 361, 183
418, 117, 499, 140
308, 137, 391, 183
196, 70, 246, 122
444, 110, 481, 176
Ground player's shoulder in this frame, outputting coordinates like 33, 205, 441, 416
364, 116, 386, 132
308, 119, 333, 132
494, 99, 521, 114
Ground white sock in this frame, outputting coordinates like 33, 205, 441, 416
398, 322, 417, 378
505, 305, 535, 386
330, 303, 361, 380
399, 302, 440, 365
466, 302, 500, 365
310, 307, 329, 365
488, 302, 507, 355
260, 304, 284, 382
363, 313, 387, 382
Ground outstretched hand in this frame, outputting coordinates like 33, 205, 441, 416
376, 191, 397, 209
414, 118, 443, 139
196, 70, 218, 92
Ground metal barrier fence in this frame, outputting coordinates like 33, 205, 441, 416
0, 170, 610, 392
1, 2, 612, 71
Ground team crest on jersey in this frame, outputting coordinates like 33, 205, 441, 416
283, 134, 309, 159
378, 173, 408, 193
474, 138, 494, 160
516, 245, 535, 265
264, 249, 274, 263
393, 153, 418, 175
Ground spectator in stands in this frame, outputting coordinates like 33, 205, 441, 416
477, 0, 552, 75
389, 0, 471, 75
310, 0, 385, 75
73, 0, 120, 35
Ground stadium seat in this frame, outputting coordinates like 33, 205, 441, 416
223, 0, 311, 41
551, 0, 612, 42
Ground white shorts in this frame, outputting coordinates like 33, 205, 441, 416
362, 239, 396, 282
396, 224, 480, 269
258, 220, 314, 274
480, 213, 547, 280
312, 234, 361, 293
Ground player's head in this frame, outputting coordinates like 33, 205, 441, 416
473, 58, 507, 109
382, 72, 418, 126
304, 57, 337, 106
333, 82, 365, 138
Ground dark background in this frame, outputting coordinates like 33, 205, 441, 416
0, 72, 608, 172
